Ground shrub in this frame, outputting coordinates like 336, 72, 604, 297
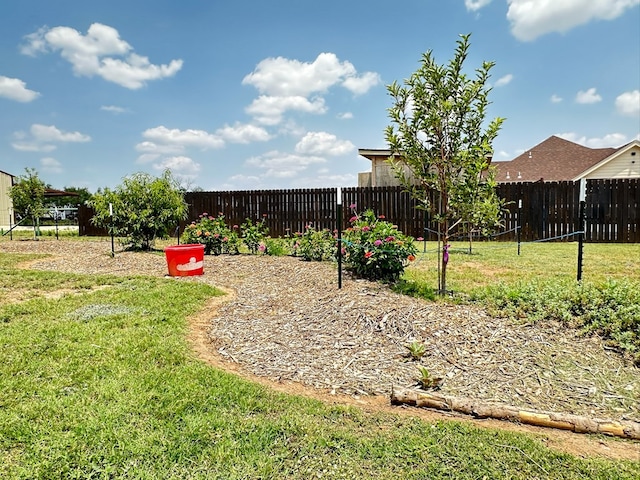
181, 213, 240, 255
90, 170, 187, 251
477, 278, 640, 364
293, 225, 336, 261
342, 209, 418, 282
241, 216, 269, 254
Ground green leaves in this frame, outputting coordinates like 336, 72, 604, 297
385, 33, 505, 293
90, 170, 187, 251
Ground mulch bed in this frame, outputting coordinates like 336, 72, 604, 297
2, 239, 638, 424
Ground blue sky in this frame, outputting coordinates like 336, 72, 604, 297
1, 0, 639, 192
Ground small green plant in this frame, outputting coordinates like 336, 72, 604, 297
417, 366, 443, 390
182, 212, 241, 255
343, 209, 418, 282
293, 225, 336, 261
241, 216, 269, 254
262, 237, 290, 256
405, 341, 427, 361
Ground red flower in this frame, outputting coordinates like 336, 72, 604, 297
408, 254, 416, 262
364, 251, 373, 258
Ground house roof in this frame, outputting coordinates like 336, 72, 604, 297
493, 136, 617, 182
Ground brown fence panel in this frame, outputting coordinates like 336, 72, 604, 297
79, 181, 638, 242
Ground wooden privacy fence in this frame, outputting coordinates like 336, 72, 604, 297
78, 179, 639, 243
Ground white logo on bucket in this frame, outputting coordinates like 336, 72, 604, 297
176, 257, 203, 272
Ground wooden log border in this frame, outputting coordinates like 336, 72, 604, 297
391, 386, 640, 440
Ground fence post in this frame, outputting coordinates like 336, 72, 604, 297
336, 188, 342, 289
577, 180, 586, 282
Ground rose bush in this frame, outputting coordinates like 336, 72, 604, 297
342, 209, 417, 282
181, 213, 241, 255
293, 224, 336, 261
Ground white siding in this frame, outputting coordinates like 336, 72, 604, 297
0, 172, 14, 229
584, 145, 640, 179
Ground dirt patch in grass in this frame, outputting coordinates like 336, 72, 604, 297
2, 238, 638, 461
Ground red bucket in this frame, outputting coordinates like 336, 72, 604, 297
164, 244, 205, 276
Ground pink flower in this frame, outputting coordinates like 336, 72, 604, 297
349, 216, 358, 222
378, 214, 386, 219
233, 225, 239, 229
341, 247, 346, 255
362, 226, 370, 232
349, 203, 357, 209
258, 243, 266, 252
385, 236, 395, 242
374, 239, 382, 246
213, 233, 220, 238
222, 237, 228, 242
364, 251, 373, 258
417, 237, 424, 241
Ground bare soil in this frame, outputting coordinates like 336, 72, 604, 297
1, 238, 638, 461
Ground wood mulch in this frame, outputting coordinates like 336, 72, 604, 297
2, 238, 639, 458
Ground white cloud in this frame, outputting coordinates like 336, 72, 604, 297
152, 155, 201, 174
342, 71, 382, 95
151, 155, 202, 185
215, 122, 271, 143
465, 0, 493, 12
142, 126, 224, 149
0, 76, 40, 102
575, 87, 602, 104
507, 0, 640, 41
21, 23, 183, 89
246, 95, 327, 125
242, 52, 379, 97
40, 157, 63, 174
100, 105, 129, 114
494, 74, 513, 87
550, 94, 563, 103
245, 150, 326, 178
294, 132, 355, 156
556, 131, 628, 148
615, 90, 640, 116
337, 112, 353, 120
12, 123, 90, 152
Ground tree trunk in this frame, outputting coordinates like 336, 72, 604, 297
391, 387, 640, 440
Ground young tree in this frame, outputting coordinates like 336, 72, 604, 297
90, 170, 188, 251
8, 168, 46, 239
385, 33, 504, 294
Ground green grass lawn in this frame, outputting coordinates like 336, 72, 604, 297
1, 250, 638, 479
405, 241, 640, 291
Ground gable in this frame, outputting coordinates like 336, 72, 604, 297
577, 141, 640, 180
494, 136, 618, 182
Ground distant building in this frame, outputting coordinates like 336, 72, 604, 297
357, 149, 414, 187
0, 169, 15, 229
493, 136, 640, 183
358, 136, 640, 187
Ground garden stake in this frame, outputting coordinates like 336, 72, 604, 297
577, 179, 586, 282
336, 187, 342, 289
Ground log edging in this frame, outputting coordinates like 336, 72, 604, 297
390, 386, 640, 440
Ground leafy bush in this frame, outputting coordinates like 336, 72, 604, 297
293, 225, 336, 261
477, 279, 640, 364
241, 216, 269, 254
182, 213, 240, 255
90, 170, 187, 251
342, 210, 418, 282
